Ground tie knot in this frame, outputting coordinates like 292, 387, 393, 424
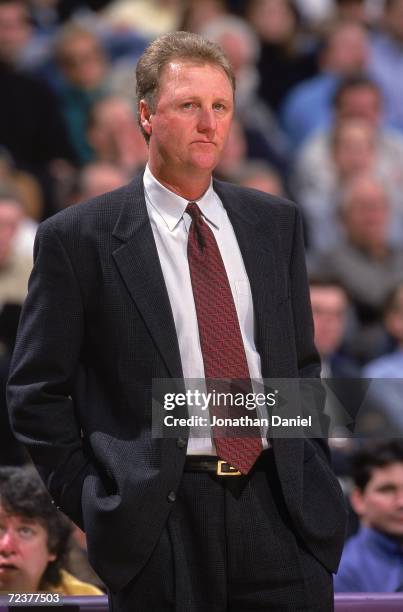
186, 201, 202, 222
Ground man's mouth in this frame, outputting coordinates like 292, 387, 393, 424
0, 563, 18, 571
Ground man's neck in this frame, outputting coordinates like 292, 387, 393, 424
350, 238, 389, 260
148, 162, 212, 202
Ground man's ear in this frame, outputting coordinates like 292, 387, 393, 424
139, 100, 153, 137
350, 486, 366, 517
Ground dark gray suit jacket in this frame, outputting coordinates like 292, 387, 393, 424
7, 173, 346, 592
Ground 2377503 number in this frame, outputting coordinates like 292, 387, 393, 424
7, 593, 62, 606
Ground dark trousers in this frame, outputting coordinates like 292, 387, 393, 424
109, 455, 333, 612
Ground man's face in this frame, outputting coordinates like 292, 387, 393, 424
0, 508, 56, 592
141, 60, 234, 178
0, 3, 31, 64
310, 286, 348, 357
352, 463, 403, 539
332, 120, 376, 179
337, 87, 382, 127
58, 35, 106, 90
342, 178, 389, 250
324, 24, 368, 73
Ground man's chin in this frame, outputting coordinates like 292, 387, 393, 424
378, 525, 403, 540
189, 153, 219, 172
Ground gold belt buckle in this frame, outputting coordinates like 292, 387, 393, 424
217, 460, 241, 476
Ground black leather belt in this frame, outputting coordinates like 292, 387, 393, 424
184, 450, 273, 476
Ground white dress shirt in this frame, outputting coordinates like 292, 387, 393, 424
143, 165, 266, 454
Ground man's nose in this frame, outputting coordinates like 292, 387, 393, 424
197, 108, 216, 133
0, 531, 18, 555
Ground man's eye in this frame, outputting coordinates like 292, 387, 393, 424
19, 526, 34, 537
183, 102, 194, 109
377, 486, 396, 494
213, 103, 225, 111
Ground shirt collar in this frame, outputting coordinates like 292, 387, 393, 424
143, 164, 222, 231
362, 526, 403, 556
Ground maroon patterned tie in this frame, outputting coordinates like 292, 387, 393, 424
186, 201, 263, 474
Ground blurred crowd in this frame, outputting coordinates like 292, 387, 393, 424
1, 0, 403, 596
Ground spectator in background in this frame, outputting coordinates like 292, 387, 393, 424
214, 117, 249, 181
231, 160, 285, 196
369, 0, 403, 133
312, 173, 403, 326
361, 284, 403, 431
101, 0, 181, 38
281, 20, 369, 148
200, 15, 290, 172
0, 466, 103, 594
334, 440, 403, 592
293, 0, 334, 27
0, 0, 53, 72
293, 0, 371, 28
180, 0, 227, 34
86, 96, 148, 174
245, 0, 319, 113
0, 185, 33, 468
74, 162, 129, 202
364, 283, 403, 377
0, 188, 32, 307
0, 0, 76, 217
54, 24, 110, 165
0, 146, 43, 222
0, 0, 31, 66
293, 75, 403, 252
310, 278, 359, 378
334, 0, 368, 24
309, 275, 361, 504
296, 118, 378, 253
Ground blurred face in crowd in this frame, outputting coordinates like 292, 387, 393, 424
0, 200, 22, 267
140, 60, 234, 195
0, 507, 56, 592
58, 32, 107, 90
215, 31, 254, 77
240, 170, 283, 196
0, 1, 31, 64
336, 0, 366, 23
310, 285, 348, 357
78, 163, 128, 201
182, 0, 226, 34
322, 23, 368, 73
247, 0, 296, 44
351, 463, 403, 540
336, 85, 383, 127
87, 97, 148, 169
385, 0, 403, 43
332, 120, 376, 180
385, 285, 403, 345
215, 117, 247, 177
341, 175, 389, 253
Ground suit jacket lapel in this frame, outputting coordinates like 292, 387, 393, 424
112, 174, 183, 379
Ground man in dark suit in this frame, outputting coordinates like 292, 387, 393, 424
7, 32, 346, 611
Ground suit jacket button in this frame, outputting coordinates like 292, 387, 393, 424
167, 491, 176, 503
176, 437, 186, 449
